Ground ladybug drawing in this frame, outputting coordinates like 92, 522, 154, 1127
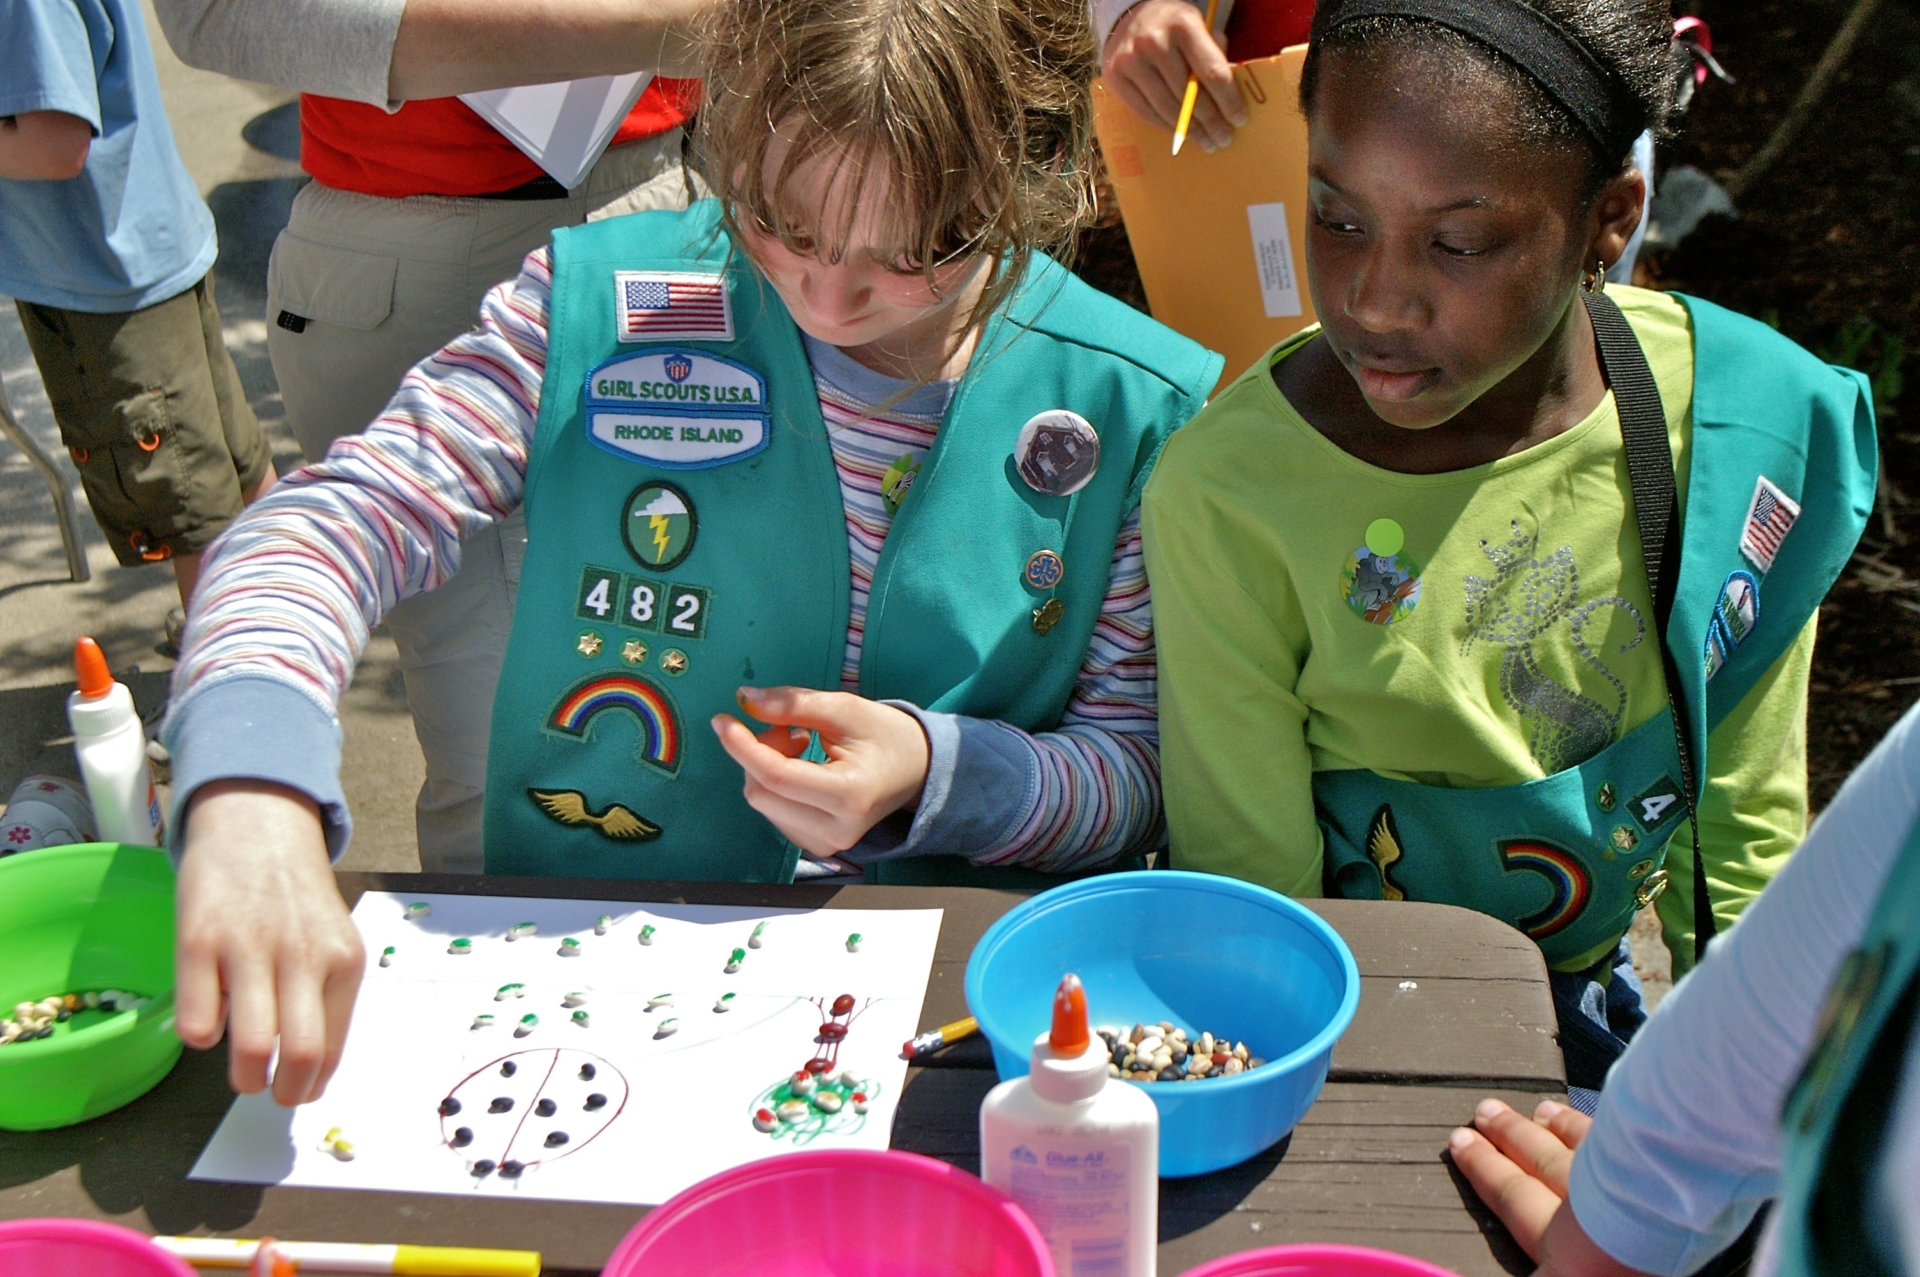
439, 1048, 629, 1181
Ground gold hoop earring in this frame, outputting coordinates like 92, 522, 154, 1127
1583, 259, 1608, 293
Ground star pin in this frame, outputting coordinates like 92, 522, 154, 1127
660, 649, 689, 676
621, 639, 649, 666
576, 631, 603, 658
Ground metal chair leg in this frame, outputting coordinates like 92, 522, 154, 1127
0, 375, 91, 583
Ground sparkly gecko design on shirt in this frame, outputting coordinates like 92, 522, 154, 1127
1460, 521, 1646, 775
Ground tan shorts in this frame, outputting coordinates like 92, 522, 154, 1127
17, 277, 271, 566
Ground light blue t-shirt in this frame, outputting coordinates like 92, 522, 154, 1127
0, 0, 217, 312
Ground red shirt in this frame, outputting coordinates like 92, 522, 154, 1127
300, 77, 699, 198
1224, 0, 1314, 61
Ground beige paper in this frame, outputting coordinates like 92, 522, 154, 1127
1094, 47, 1316, 393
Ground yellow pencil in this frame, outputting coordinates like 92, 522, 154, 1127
1170, 0, 1224, 156
151, 1236, 541, 1275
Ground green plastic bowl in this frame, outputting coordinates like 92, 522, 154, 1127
0, 842, 182, 1130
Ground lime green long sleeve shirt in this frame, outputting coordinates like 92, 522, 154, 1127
1143, 287, 1811, 974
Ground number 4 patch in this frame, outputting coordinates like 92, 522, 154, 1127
576, 565, 624, 622
1630, 775, 1686, 833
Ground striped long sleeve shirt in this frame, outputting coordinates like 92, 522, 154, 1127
166, 246, 1163, 873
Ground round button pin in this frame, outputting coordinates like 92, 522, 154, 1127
1024, 550, 1065, 591
1016, 410, 1100, 497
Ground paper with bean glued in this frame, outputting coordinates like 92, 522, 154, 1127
190, 893, 942, 1206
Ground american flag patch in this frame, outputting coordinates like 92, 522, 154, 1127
1739, 475, 1801, 573
613, 271, 733, 342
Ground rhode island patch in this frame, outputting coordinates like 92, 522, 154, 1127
613, 271, 734, 342
585, 349, 770, 469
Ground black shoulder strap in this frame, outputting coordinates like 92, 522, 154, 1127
1583, 290, 1715, 963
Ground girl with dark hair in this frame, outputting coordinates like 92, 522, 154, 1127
1143, 0, 1877, 1100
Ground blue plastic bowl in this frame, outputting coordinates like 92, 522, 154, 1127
966, 871, 1359, 1178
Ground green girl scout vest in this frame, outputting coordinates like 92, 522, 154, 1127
1772, 808, 1920, 1276
1316, 295, 1876, 971
482, 200, 1221, 883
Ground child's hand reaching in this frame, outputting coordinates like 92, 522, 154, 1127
174, 780, 366, 1106
1447, 1098, 1654, 1277
712, 687, 931, 857
1102, 0, 1247, 152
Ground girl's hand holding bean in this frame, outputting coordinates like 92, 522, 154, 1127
1446, 1098, 1652, 1277
712, 687, 931, 857
1102, 0, 1246, 152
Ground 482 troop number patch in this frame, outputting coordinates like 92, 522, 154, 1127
578, 565, 709, 640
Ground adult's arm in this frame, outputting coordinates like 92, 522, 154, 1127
1564, 699, 1920, 1273
150, 0, 706, 108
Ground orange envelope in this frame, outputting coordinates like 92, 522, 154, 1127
1094, 47, 1316, 394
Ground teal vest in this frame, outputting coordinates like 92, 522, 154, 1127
482, 201, 1221, 882
1773, 809, 1920, 1276
1318, 295, 1877, 970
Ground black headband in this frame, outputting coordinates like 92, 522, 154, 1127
1314, 0, 1645, 161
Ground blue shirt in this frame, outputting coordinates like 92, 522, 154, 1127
0, 0, 217, 312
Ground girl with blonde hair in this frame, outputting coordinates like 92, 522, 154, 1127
161, 0, 1220, 1104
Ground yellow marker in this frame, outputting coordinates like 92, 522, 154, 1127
1170, 0, 1224, 156
151, 1236, 541, 1275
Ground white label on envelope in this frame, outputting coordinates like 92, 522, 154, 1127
1246, 202, 1303, 319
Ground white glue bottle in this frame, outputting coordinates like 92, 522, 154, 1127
65, 636, 164, 846
981, 973, 1159, 1277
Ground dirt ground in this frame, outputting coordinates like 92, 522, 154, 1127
1076, 0, 1920, 810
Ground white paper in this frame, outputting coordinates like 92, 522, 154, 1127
191, 892, 942, 1206
460, 73, 653, 189
1246, 201, 1303, 319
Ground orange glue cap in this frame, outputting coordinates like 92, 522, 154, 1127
73, 637, 114, 700
1049, 973, 1090, 1055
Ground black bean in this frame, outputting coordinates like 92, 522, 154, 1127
451, 1127, 473, 1148
489, 1097, 514, 1113
499, 1160, 524, 1178
544, 1131, 569, 1147
535, 1098, 557, 1117
439, 1097, 461, 1116
472, 1159, 496, 1176
500, 1061, 517, 1077
1156, 1066, 1182, 1082
578, 1063, 596, 1081
584, 1093, 608, 1111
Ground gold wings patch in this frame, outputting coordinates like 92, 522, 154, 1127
529, 789, 663, 842
1365, 804, 1408, 902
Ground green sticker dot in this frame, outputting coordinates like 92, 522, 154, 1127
1364, 518, 1405, 559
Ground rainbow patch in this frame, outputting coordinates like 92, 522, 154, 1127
1497, 840, 1592, 940
548, 674, 681, 774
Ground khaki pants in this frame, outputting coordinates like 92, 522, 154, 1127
266, 133, 693, 871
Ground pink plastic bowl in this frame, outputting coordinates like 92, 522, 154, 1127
0, 1220, 195, 1277
1179, 1244, 1459, 1276
603, 1149, 1056, 1277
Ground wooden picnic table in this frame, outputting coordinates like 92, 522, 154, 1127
0, 872, 1564, 1275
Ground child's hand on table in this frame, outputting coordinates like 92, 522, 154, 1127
712, 687, 931, 858
1447, 1098, 1654, 1277
1102, 0, 1247, 152
175, 780, 365, 1106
